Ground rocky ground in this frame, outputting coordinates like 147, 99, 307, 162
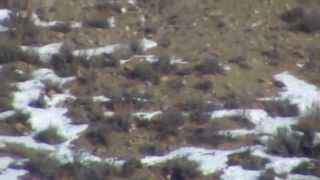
0, 0, 320, 180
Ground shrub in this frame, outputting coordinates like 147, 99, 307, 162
4, 143, 61, 178
106, 113, 132, 132
0, 80, 14, 111
84, 19, 110, 29
189, 110, 210, 124
85, 125, 110, 146
127, 63, 160, 84
267, 128, 302, 157
0, 44, 32, 64
152, 55, 176, 73
166, 78, 184, 89
29, 93, 46, 108
34, 126, 66, 145
152, 111, 186, 138
179, 95, 206, 111
49, 47, 87, 77
295, 105, 320, 133
48, 22, 71, 33
186, 126, 230, 147
227, 150, 270, 170
121, 158, 143, 176
281, 8, 320, 33
264, 99, 299, 117
4, 110, 30, 125
61, 161, 119, 180
259, 168, 278, 180
291, 161, 320, 177
159, 157, 201, 180
193, 80, 213, 92
195, 58, 225, 75
139, 143, 164, 156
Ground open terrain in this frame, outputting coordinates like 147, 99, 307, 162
0, 0, 320, 179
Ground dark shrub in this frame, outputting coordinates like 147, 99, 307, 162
193, 80, 213, 92
227, 150, 270, 170
34, 126, 66, 145
166, 78, 184, 89
264, 99, 299, 117
121, 158, 143, 176
179, 95, 206, 111
4, 110, 30, 125
0, 79, 14, 111
280, 7, 305, 23
129, 40, 144, 54
127, 63, 160, 84
62, 161, 118, 180
5, 143, 61, 178
295, 105, 320, 133
259, 168, 278, 180
0, 44, 31, 64
85, 125, 110, 146
291, 161, 320, 177
189, 110, 210, 124
107, 114, 132, 132
195, 58, 225, 75
139, 143, 164, 156
29, 93, 46, 108
83, 19, 110, 29
186, 126, 230, 147
159, 157, 201, 180
48, 22, 71, 33
267, 128, 301, 156
50, 47, 87, 77
281, 8, 320, 33
153, 55, 176, 73
152, 111, 186, 138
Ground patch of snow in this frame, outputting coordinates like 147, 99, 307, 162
0, 169, 28, 180
93, 96, 111, 103
133, 111, 162, 120
0, 111, 16, 121
0, 9, 11, 22
141, 38, 157, 51
287, 174, 320, 180
221, 166, 260, 180
73, 44, 122, 58
274, 72, 320, 113
21, 43, 63, 63
108, 16, 115, 28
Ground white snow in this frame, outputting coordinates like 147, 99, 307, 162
72, 44, 122, 58
21, 43, 63, 63
0, 9, 12, 32
93, 96, 111, 103
141, 38, 158, 51
0, 111, 16, 121
133, 111, 162, 120
221, 166, 260, 180
0, 9, 11, 22
274, 72, 320, 113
